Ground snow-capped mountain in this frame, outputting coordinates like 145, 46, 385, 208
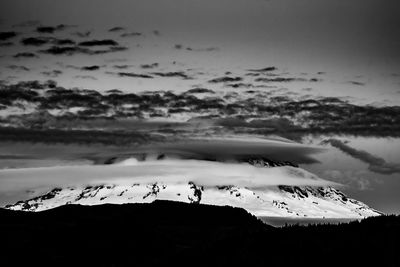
4, 157, 381, 218
5, 181, 380, 218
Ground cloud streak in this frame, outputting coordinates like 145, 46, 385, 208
322, 139, 400, 175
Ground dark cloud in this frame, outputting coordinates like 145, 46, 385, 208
115, 72, 153, 79
21, 37, 48, 46
81, 65, 101, 71
113, 64, 133, 69
322, 139, 400, 175
13, 52, 38, 58
7, 65, 30, 71
209, 76, 243, 83
108, 27, 125, 32
72, 31, 91, 38
186, 47, 219, 52
348, 81, 365, 86
40, 45, 127, 56
184, 88, 215, 94
74, 75, 98, 80
2, 80, 399, 138
151, 72, 191, 79
120, 32, 142, 37
247, 67, 277, 72
52, 39, 76, 45
0, 42, 13, 47
41, 70, 63, 77
225, 83, 257, 89
36, 24, 68, 33
255, 77, 307, 83
0, 31, 17, 41
174, 44, 183, 50
78, 39, 119, 46
0, 127, 157, 146
174, 44, 219, 52
140, 63, 159, 69
21, 37, 76, 46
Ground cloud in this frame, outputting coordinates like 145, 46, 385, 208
36, 24, 68, 33
255, 77, 307, 82
72, 31, 91, 38
7, 65, 30, 71
113, 64, 133, 69
114, 72, 153, 78
13, 52, 38, 58
21, 37, 48, 46
184, 88, 215, 94
174, 44, 219, 52
247, 67, 277, 72
81, 65, 100, 71
78, 39, 119, 46
0, 32, 17, 41
52, 39, 76, 45
322, 139, 400, 175
348, 81, 365, 86
108, 27, 125, 32
40, 45, 127, 55
322, 169, 375, 191
135, 136, 324, 164
74, 75, 97, 80
120, 32, 142, 38
209, 76, 243, 83
21, 37, 76, 46
140, 63, 159, 69
0, 42, 13, 47
0, 159, 335, 195
151, 71, 191, 79
41, 70, 63, 77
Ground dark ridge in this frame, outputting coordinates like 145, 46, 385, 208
0, 202, 398, 266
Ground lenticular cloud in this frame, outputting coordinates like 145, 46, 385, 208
0, 159, 336, 194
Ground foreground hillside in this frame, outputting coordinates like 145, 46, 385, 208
0, 200, 398, 266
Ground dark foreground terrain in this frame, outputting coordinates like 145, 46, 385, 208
1, 200, 399, 267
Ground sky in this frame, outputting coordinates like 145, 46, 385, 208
0, 0, 400, 104
0, 0, 400, 214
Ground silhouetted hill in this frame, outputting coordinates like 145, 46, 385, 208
0, 201, 399, 266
